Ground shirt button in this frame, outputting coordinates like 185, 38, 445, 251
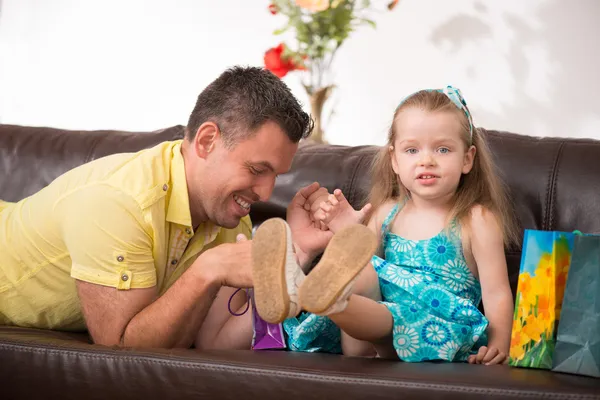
121, 273, 129, 282
116, 255, 124, 262
185, 228, 192, 235
171, 259, 178, 265
162, 184, 168, 191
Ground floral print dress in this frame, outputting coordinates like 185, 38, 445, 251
372, 202, 488, 361
283, 202, 488, 360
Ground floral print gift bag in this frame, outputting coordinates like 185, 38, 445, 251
509, 230, 576, 369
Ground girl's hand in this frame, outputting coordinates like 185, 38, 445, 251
467, 346, 508, 365
317, 189, 371, 233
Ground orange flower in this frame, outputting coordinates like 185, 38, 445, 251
388, 0, 400, 10
536, 294, 554, 323
518, 273, 533, 296
510, 330, 531, 361
516, 273, 536, 310
296, 0, 329, 12
522, 314, 546, 342
536, 253, 554, 280
264, 44, 306, 78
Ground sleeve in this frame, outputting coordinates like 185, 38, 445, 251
55, 184, 157, 290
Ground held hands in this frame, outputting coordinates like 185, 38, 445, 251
467, 346, 508, 366
311, 189, 372, 234
286, 182, 335, 265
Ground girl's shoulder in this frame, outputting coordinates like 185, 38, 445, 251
461, 204, 503, 242
369, 198, 403, 231
377, 198, 403, 219
377, 199, 399, 218
466, 204, 500, 227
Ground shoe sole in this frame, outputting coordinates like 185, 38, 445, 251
252, 218, 290, 324
299, 224, 378, 314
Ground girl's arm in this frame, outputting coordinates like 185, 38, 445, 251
468, 205, 514, 365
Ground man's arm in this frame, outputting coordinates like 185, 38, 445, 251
59, 185, 252, 348
76, 260, 218, 348
76, 237, 252, 348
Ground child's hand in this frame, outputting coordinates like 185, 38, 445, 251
467, 346, 508, 365
317, 189, 371, 233
305, 190, 332, 231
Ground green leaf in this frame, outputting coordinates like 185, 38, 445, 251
361, 18, 376, 29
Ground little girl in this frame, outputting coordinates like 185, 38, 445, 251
252, 86, 518, 364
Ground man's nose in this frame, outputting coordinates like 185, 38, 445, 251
253, 178, 276, 202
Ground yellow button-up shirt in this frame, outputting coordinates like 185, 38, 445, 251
0, 140, 251, 331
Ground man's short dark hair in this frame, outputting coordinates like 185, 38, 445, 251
186, 66, 313, 146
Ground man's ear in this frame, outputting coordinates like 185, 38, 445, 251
193, 122, 220, 159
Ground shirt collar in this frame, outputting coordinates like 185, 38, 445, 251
166, 141, 193, 227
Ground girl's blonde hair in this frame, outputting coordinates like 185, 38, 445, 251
365, 90, 519, 247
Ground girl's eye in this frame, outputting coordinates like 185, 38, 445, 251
406, 148, 418, 154
438, 147, 450, 154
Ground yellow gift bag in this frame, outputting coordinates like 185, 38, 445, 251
509, 229, 575, 369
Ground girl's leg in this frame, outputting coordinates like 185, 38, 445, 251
301, 248, 399, 359
330, 294, 393, 343
338, 262, 397, 359
331, 294, 398, 359
339, 263, 380, 357
195, 287, 253, 350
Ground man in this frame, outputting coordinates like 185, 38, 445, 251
0, 66, 332, 349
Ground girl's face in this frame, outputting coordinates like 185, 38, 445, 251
390, 108, 476, 204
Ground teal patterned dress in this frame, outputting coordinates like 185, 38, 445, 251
373, 203, 488, 361
283, 202, 488, 360
282, 311, 342, 354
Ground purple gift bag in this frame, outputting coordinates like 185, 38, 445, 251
250, 289, 286, 350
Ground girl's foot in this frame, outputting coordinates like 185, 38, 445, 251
299, 224, 378, 315
252, 218, 305, 324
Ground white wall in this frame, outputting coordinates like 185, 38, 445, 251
0, 0, 598, 146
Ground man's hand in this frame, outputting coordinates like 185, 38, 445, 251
467, 346, 508, 365
287, 182, 334, 266
196, 234, 253, 289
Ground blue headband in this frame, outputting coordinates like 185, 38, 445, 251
396, 85, 474, 140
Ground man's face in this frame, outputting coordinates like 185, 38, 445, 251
198, 121, 298, 229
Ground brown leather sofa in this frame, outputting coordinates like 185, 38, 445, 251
1, 123, 599, 399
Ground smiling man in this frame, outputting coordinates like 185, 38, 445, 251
0, 66, 331, 349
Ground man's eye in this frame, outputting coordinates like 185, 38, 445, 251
250, 167, 265, 175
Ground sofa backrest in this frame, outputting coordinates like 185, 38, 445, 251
2, 123, 599, 297
0, 124, 185, 202
251, 129, 600, 297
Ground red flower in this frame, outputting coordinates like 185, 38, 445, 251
268, 4, 278, 15
264, 44, 305, 78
